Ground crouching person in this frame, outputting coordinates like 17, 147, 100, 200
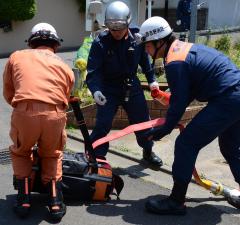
137, 16, 240, 215
3, 23, 74, 220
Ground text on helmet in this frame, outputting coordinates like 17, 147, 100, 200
145, 27, 164, 38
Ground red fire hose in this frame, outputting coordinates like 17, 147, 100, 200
92, 88, 240, 208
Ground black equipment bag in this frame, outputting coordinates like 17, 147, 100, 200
61, 151, 124, 201
29, 98, 124, 201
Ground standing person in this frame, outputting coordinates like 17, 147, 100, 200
137, 16, 240, 215
3, 23, 74, 220
86, 1, 162, 168
176, 0, 192, 31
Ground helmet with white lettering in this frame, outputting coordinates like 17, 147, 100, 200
27, 22, 62, 47
104, 1, 131, 31
137, 16, 172, 44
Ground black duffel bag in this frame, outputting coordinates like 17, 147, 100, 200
26, 98, 124, 201
29, 150, 123, 201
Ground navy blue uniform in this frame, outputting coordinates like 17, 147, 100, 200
87, 27, 156, 156
151, 40, 240, 185
176, 0, 191, 31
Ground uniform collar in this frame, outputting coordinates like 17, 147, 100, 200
36, 46, 54, 52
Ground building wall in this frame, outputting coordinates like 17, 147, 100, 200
207, 0, 240, 28
0, 0, 89, 57
0, 0, 146, 57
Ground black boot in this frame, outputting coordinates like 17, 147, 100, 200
227, 196, 240, 209
13, 177, 31, 218
143, 149, 163, 168
145, 181, 188, 215
47, 180, 66, 221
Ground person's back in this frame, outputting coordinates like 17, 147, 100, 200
165, 41, 240, 102
3, 22, 74, 221
138, 16, 240, 215
5, 48, 73, 107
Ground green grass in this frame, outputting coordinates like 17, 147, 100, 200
200, 35, 240, 68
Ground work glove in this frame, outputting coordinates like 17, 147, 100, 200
144, 126, 166, 141
149, 81, 160, 91
176, 20, 181, 26
93, 91, 107, 106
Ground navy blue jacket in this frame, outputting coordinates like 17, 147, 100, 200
86, 27, 156, 95
161, 40, 240, 135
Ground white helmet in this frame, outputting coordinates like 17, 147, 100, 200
136, 16, 172, 44
104, 1, 131, 31
27, 22, 62, 46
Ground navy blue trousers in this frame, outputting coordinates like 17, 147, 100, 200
90, 90, 153, 156
173, 86, 240, 185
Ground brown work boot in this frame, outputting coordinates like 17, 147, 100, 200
47, 179, 66, 221
13, 177, 31, 218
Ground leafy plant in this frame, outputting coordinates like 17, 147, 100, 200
75, 84, 94, 107
233, 39, 240, 52
0, 0, 37, 21
214, 35, 231, 54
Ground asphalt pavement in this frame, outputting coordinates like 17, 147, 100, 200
1, 154, 239, 225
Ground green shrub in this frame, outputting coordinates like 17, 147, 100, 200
233, 39, 240, 52
214, 35, 231, 54
0, 0, 37, 21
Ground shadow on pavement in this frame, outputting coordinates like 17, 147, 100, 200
0, 194, 63, 225
1, 192, 238, 225
86, 194, 236, 225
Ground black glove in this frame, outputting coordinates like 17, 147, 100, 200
144, 126, 166, 141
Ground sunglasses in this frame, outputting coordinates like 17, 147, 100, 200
105, 20, 128, 31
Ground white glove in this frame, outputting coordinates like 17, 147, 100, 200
176, 20, 181, 26
93, 91, 107, 106
149, 81, 160, 91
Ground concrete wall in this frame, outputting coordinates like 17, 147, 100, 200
207, 0, 240, 28
0, 0, 147, 57
0, 0, 89, 57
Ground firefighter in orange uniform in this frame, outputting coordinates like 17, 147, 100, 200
3, 23, 74, 221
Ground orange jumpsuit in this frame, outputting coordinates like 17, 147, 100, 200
3, 47, 74, 184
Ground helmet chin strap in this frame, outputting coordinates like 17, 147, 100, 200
151, 40, 165, 68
